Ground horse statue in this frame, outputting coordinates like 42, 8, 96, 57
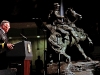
35, 8, 93, 71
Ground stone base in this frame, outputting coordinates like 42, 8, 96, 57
46, 60, 99, 75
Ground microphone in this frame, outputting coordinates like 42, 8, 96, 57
20, 33, 27, 40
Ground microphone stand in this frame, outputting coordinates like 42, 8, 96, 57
43, 30, 47, 75
20, 33, 27, 41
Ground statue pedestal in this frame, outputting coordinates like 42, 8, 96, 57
46, 60, 99, 75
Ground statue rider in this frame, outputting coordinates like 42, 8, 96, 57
48, 3, 79, 43
48, 3, 64, 25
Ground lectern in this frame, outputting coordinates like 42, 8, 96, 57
6, 41, 33, 75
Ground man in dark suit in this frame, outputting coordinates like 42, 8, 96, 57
0, 20, 15, 75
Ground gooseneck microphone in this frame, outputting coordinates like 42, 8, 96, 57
20, 33, 27, 40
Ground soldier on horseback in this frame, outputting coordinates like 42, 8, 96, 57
48, 3, 79, 43
47, 3, 93, 61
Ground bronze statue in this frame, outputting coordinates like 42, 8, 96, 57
47, 2, 93, 65
36, 3, 94, 74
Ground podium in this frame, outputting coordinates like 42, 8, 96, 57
6, 41, 33, 75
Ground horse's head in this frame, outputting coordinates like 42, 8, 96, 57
65, 7, 82, 24
65, 7, 73, 14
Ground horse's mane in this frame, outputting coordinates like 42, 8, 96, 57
64, 8, 82, 24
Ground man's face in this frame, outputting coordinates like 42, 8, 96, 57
54, 6, 60, 11
56, 6, 60, 10
2, 23, 10, 33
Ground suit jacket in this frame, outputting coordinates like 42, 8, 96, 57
0, 28, 9, 70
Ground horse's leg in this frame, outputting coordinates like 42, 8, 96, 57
51, 45, 72, 69
60, 43, 72, 70
84, 33, 93, 45
87, 36, 93, 45
62, 39, 71, 63
61, 51, 71, 63
61, 52, 72, 69
75, 44, 92, 61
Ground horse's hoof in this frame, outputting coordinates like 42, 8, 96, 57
66, 59, 69, 63
89, 42, 93, 46
86, 57, 92, 61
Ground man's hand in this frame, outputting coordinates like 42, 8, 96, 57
7, 43, 14, 50
61, 16, 64, 18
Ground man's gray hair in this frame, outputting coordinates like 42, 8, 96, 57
0, 20, 10, 26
